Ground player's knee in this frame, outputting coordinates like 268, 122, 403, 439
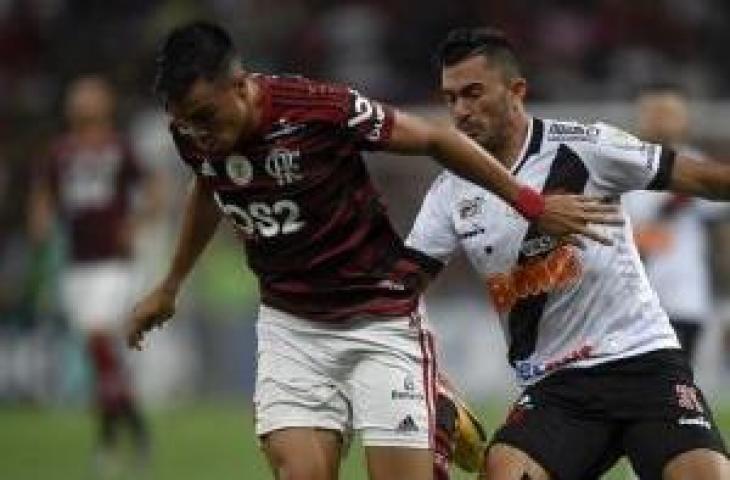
663, 448, 730, 480
483, 444, 550, 480
268, 456, 331, 480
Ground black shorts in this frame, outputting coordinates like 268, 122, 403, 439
491, 349, 727, 480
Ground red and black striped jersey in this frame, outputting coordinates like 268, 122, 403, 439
40, 133, 143, 262
173, 74, 439, 322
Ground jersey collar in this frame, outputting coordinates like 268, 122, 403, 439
511, 117, 544, 176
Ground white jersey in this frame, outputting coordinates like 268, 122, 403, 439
624, 147, 728, 323
407, 118, 681, 386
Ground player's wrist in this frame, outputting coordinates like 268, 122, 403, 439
514, 186, 545, 221
159, 276, 182, 296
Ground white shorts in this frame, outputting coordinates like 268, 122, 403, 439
61, 261, 134, 334
254, 305, 437, 449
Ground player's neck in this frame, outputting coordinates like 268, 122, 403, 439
70, 123, 115, 147
501, 113, 530, 170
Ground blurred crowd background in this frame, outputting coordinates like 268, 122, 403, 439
3, 0, 730, 448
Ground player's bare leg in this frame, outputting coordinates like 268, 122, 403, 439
87, 330, 150, 473
262, 428, 342, 480
366, 446, 433, 480
483, 443, 551, 480
663, 448, 730, 480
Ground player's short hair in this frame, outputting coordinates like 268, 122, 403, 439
434, 27, 522, 80
636, 81, 688, 99
154, 21, 239, 105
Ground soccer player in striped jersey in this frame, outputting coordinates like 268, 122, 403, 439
407, 28, 730, 480
126, 22, 618, 480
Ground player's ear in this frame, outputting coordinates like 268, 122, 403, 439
509, 77, 527, 102
230, 70, 248, 96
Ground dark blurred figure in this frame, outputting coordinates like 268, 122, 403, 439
626, 83, 729, 364
28, 75, 157, 476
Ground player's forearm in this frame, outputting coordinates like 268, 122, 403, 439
28, 184, 54, 244
161, 178, 221, 294
670, 154, 730, 201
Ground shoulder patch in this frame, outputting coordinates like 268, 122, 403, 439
546, 121, 599, 143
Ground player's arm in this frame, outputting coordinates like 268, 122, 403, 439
28, 177, 55, 244
127, 176, 221, 350
386, 110, 619, 244
667, 154, 730, 200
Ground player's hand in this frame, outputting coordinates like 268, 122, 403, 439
537, 195, 623, 246
126, 285, 177, 351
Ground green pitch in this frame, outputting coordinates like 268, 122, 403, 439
1, 400, 728, 480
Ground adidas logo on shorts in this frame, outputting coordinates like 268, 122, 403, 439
396, 415, 419, 433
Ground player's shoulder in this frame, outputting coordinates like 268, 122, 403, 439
259, 73, 349, 101
257, 73, 352, 126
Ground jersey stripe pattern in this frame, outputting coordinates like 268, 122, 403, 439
173, 74, 440, 322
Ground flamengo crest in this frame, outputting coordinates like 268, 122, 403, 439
266, 147, 302, 186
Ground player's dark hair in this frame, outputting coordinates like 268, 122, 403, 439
154, 21, 238, 104
434, 27, 522, 80
636, 81, 688, 99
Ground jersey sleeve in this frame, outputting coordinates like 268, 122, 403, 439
585, 122, 675, 195
341, 88, 395, 150
405, 173, 459, 264
265, 76, 395, 151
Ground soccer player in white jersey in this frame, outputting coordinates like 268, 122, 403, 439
407, 28, 730, 480
625, 84, 729, 363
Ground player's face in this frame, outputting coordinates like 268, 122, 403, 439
637, 92, 689, 145
441, 55, 524, 157
168, 74, 252, 156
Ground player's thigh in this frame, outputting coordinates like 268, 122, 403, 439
484, 443, 550, 480
262, 427, 342, 480
623, 380, 728, 480
663, 448, 730, 480
489, 398, 622, 480
624, 419, 728, 480
365, 445, 433, 480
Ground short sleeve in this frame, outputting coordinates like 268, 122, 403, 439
405, 173, 459, 264
341, 88, 395, 150
586, 122, 675, 195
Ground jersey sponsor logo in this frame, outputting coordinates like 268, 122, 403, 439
514, 344, 594, 382
201, 160, 217, 177
520, 235, 559, 258
348, 89, 386, 142
377, 279, 407, 291
225, 155, 253, 186
675, 384, 705, 413
265, 148, 302, 186
486, 245, 582, 314
214, 194, 306, 239
457, 226, 486, 240
458, 196, 485, 219
546, 123, 599, 142
678, 417, 712, 429
392, 375, 424, 400
263, 119, 307, 141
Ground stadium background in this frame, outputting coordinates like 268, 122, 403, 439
2, 0, 730, 478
